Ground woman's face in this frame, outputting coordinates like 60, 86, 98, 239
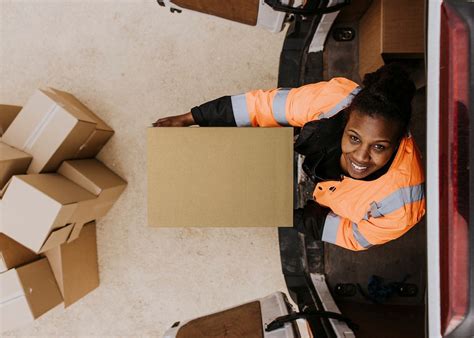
340, 110, 401, 179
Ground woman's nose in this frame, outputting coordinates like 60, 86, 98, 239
353, 146, 370, 163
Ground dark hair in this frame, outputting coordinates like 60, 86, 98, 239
347, 63, 416, 140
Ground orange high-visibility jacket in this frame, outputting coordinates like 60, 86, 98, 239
229, 77, 426, 251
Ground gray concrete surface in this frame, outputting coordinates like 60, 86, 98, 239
0, 1, 288, 336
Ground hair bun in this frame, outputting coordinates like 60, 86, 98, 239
363, 63, 416, 108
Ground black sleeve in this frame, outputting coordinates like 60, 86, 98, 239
293, 200, 329, 241
190, 96, 237, 127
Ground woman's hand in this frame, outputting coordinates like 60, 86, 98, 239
152, 112, 195, 127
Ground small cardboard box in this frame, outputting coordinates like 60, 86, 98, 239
49, 88, 114, 158
58, 159, 126, 240
0, 104, 22, 136
147, 128, 293, 227
0, 141, 32, 190
1, 174, 97, 253
1, 89, 98, 173
44, 221, 99, 307
358, 0, 424, 77
0, 258, 62, 332
0, 233, 39, 273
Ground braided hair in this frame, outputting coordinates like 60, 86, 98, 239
347, 63, 416, 140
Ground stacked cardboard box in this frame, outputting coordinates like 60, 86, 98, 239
358, 0, 425, 78
0, 88, 126, 332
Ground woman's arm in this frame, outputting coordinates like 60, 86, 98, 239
153, 78, 359, 127
153, 96, 236, 127
321, 201, 425, 251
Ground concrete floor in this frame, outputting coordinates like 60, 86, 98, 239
1, 1, 288, 336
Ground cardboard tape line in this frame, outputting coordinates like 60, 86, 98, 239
23, 104, 61, 152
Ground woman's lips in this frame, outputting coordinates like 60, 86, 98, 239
349, 159, 369, 173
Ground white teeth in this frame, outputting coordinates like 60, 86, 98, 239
351, 162, 367, 171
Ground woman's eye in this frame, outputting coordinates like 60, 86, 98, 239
374, 144, 385, 151
350, 135, 359, 143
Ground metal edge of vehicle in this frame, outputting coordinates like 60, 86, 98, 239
310, 273, 355, 338
426, 0, 442, 336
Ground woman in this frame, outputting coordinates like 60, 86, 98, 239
153, 63, 425, 251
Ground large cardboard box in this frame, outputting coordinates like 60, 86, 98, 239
49, 88, 114, 158
0, 233, 39, 273
1, 174, 97, 253
0, 258, 62, 332
1, 89, 98, 173
58, 159, 126, 239
358, 0, 424, 78
147, 128, 293, 227
0, 104, 22, 136
0, 141, 32, 190
44, 222, 99, 307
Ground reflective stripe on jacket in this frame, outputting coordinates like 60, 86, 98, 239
230, 77, 360, 127
317, 135, 425, 251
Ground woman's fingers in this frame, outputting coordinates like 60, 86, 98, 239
153, 117, 174, 127
153, 113, 194, 127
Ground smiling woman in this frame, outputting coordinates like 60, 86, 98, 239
340, 111, 400, 179
153, 63, 425, 251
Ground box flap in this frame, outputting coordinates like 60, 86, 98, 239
74, 128, 114, 159
147, 128, 293, 227
69, 196, 97, 225
0, 176, 12, 198
92, 184, 127, 219
48, 88, 113, 132
45, 222, 99, 307
0, 141, 32, 162
18, 174, 97, 205
0, 233, 38, 273
43, 246, 64, 295
58, 159, 127, 195
40, 89, 96, 125
0, 104, 22, 136
66, 222, 84, 243
16, 258, 62, 318
39, 223, 74, 253
0, 142, 32, 189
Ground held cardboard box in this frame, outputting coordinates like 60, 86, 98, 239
58, 159, 126, 241
0, 233, 39, 273
44, 222, 99, 307
49, 88, 114, 158
0, 141, 32, 190
147, 127, 293, 227
358, 0, 425, 78
1, 88, 98, 173
0, 104, 22, 136
0, 258, 62, 332
1, 174, 97, 253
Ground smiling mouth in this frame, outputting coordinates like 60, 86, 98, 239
350, 160, 369, 172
